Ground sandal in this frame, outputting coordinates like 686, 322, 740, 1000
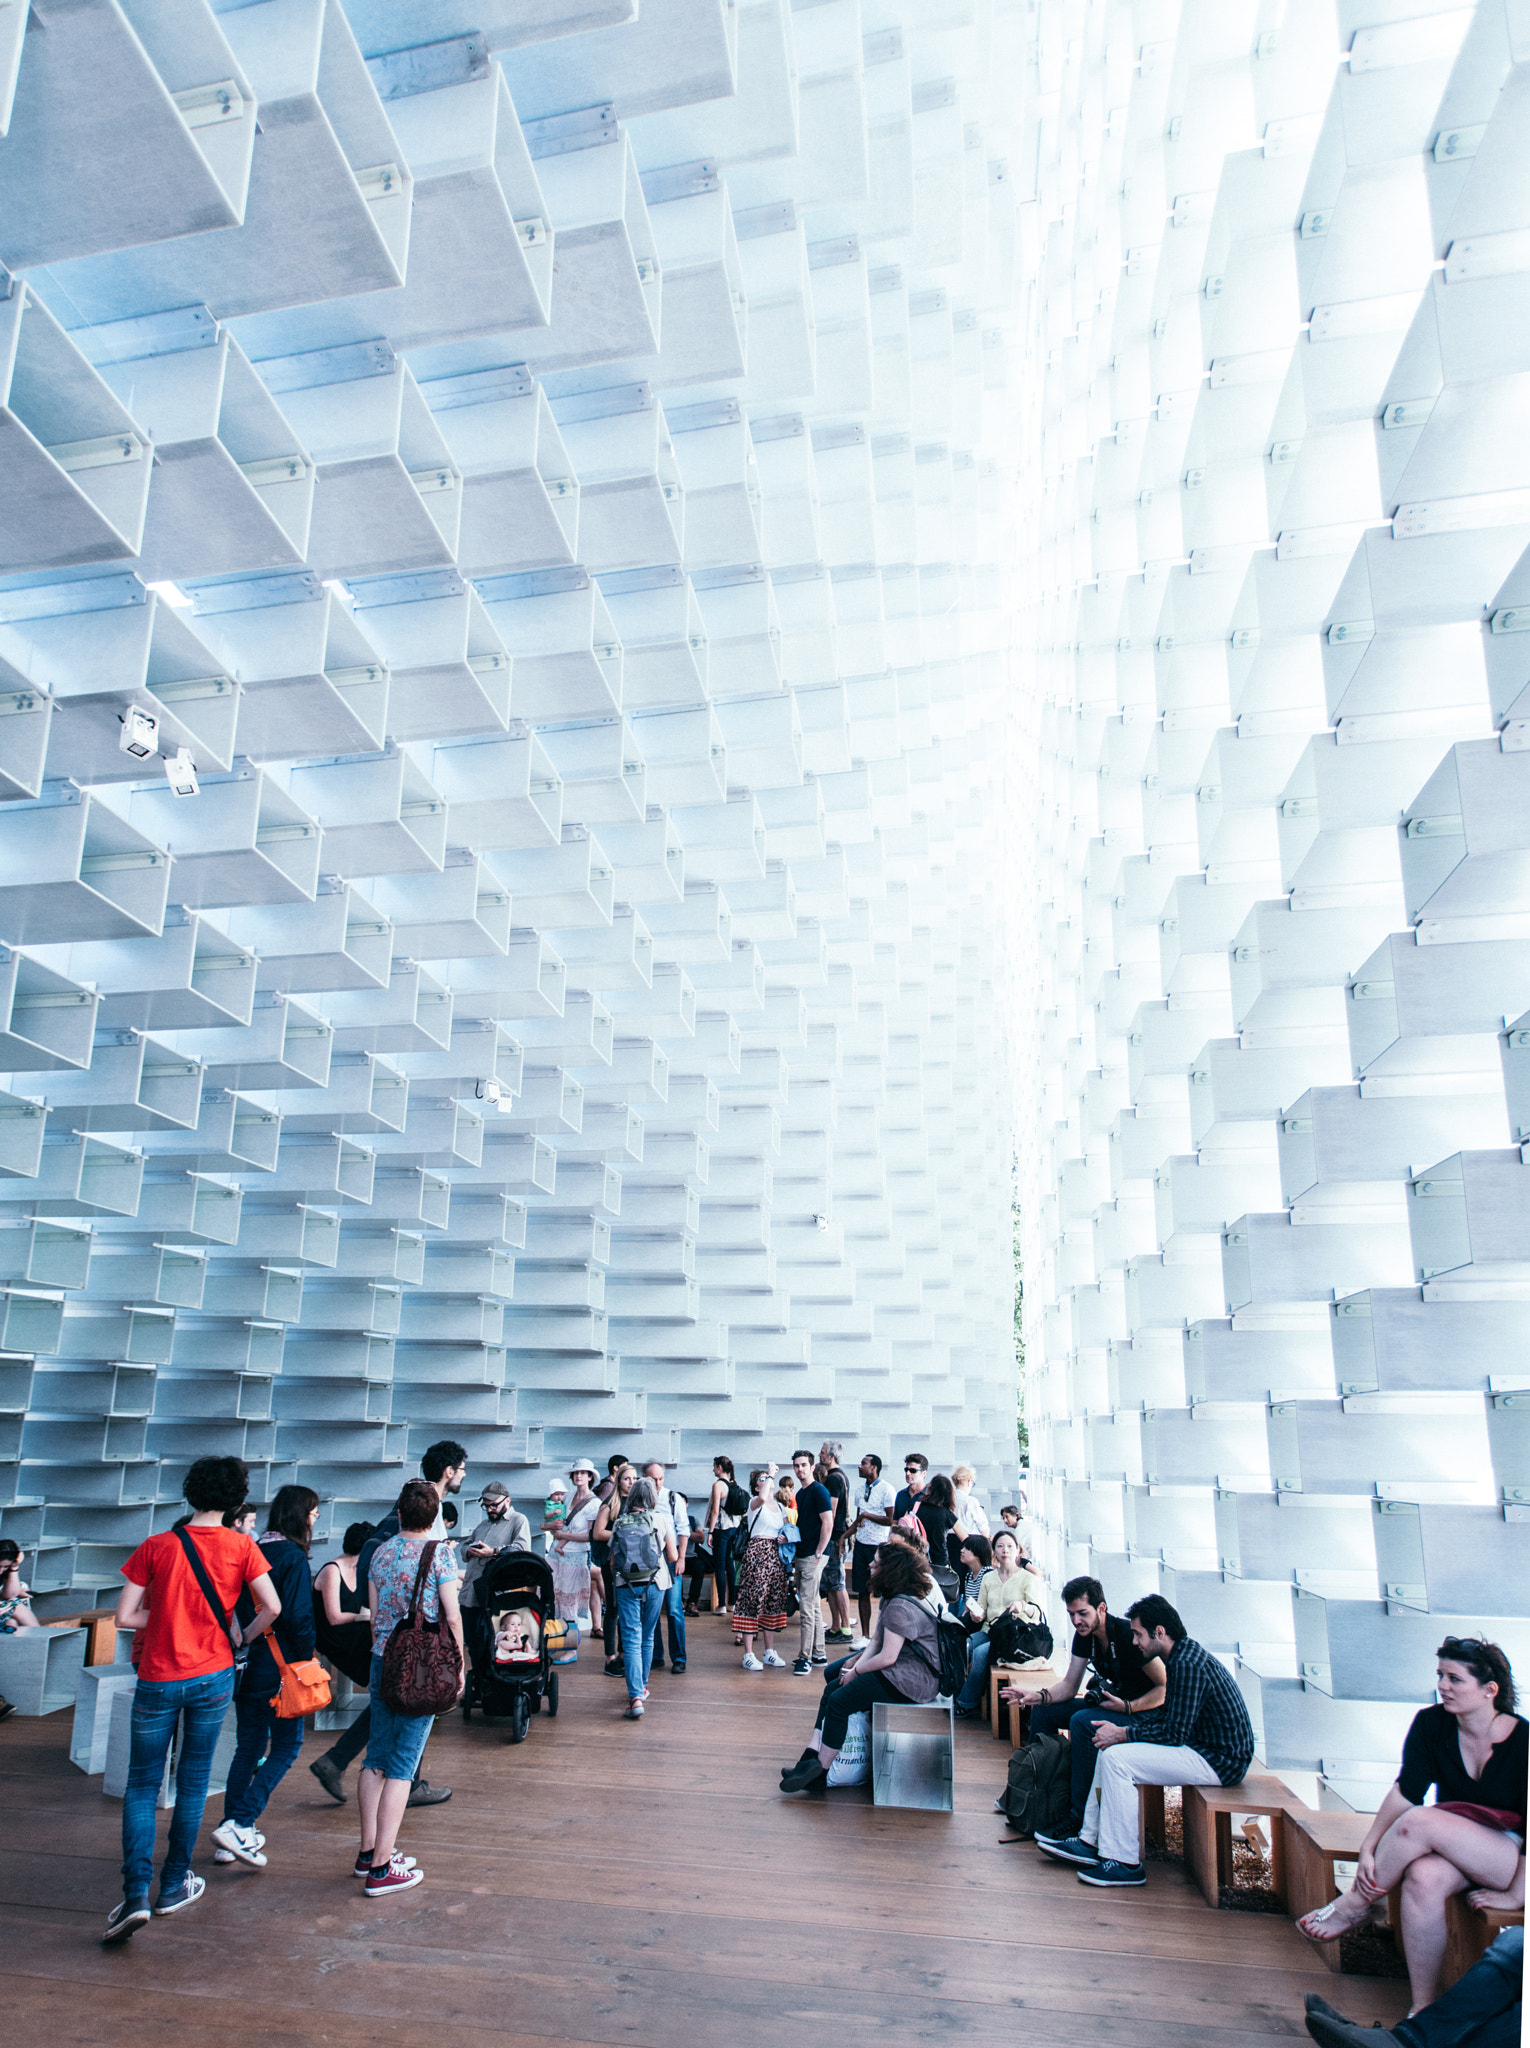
1297, 1899, 1354, 1943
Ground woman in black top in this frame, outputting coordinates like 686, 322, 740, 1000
214, 1485, 321, 1867
915, 1474, 960, 1600
1299, 1637, 1526, 2013
307, 1521, 378, 1802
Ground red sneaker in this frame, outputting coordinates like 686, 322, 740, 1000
365, 1853, 424, 1898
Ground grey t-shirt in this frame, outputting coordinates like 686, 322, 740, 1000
877, 1594, 940, 1703
458, 1509, 531, 1605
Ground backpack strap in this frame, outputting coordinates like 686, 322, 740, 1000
173, 1526, 242, 1655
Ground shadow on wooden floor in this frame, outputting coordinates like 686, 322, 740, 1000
0, 1614, 1411, 2047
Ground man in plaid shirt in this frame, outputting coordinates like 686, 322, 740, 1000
1037, 1592, 1256, 1887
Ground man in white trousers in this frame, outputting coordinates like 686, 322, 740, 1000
1034, 1593, 1256, 1887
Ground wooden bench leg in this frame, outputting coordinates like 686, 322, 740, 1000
1184, 1793, 1220, 1909
1269, 1812, 1288, 1910
1140, 1783, 1165, 1854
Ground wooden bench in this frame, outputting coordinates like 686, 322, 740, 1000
1285, 1807, 1374, 1972
989, 1664, 1061, 1744
1442, 1892, 1524, 1991
1183, 1773, 1301, 1910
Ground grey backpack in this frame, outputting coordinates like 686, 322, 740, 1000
611, 1511, 662, 1584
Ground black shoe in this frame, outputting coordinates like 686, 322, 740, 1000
954, 1704, 979, 1719
406, 1780, 452, 1808
1304, 1998, 1348, 2025
792, 1656, 812, 1675
670, 1661, 686, 1673
1077, 1859, 1146, 1887
652, 1659, 665, 1670
1305, 2016, 1397, 2048
103, 1896, 152, 1944
309, 1754, 346, 1804
810, 1654, 827, 1665
781, 1756, 829, 1792
154, 1873, 206, 1915
604, 1657, 623, 1676
781, 1746, 820, 1783
0, 1695, 15, 1724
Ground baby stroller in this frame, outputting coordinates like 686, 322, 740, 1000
464, 1552, 558, 1743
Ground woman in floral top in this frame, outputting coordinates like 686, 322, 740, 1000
361, 1480, 463, 1900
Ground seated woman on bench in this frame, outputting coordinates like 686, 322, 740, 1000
1299, 1637, 1526, 2016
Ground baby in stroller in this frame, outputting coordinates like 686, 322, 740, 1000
493, 1607, 541, 1665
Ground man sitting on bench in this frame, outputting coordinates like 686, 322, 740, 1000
1035, 1593, 1255, 1888
1003, 1574, 1166, 1836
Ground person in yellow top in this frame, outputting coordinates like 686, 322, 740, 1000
954, 1529, 1046, 1716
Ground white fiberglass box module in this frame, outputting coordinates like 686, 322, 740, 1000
1014, 0, 1530, 1798
0, 0, 1022, 1628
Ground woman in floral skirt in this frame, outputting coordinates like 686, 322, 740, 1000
735, 1467, 792, 1670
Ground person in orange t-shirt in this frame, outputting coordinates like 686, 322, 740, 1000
102, 1456, 280, 1945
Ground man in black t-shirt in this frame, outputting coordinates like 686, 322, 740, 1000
1002, 1575, 1167, 1834
789, 1452, 835, 1674
817, 1441, 853, 1641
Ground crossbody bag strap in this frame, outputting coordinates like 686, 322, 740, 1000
173, 1525, 239, 1652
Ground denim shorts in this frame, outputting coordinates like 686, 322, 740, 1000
364, 1653, 434, 1782
820, 1545, 844, 1593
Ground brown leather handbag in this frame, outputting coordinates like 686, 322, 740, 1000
379, 1540, 461, 1716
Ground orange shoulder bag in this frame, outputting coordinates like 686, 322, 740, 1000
268, 1635, 332, 1719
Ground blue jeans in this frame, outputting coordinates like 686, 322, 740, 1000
659, 1580, 686, 1665
1030, 1700, 1135, 1828
1399, 1925, 1522, 2048
364, 1653, 434, 1782
121, 1666, 236, 1900
224, 1683, 304, 1827
615, 1581, 663, 1699
956, 1632, 991, 1712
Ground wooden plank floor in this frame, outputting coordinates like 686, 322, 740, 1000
0, 1614, 1410, 2046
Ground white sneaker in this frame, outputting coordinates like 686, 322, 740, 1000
210, 1820, 266, 1869
214, 1828, 265, 1866
762, 1648, 786, 1667
849, 1635, 870, 1648
741, 1652, 764, 1670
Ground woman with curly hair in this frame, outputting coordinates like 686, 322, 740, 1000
1298, 1636, 1526, 2014
780, 1537, 941, 1793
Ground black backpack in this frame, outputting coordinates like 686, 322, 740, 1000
723, 1479, 749, 1517
999, 1731, 1071, 1838
912, 1597, 971, 1698
988, 1607, 1054, 1667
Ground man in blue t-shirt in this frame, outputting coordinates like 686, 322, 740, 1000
789, 1452, 835, 1675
